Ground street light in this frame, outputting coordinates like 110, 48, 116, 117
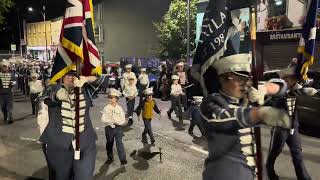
187, 0, 191, 63
17, 8, 23, 57
28, 4, 48, 61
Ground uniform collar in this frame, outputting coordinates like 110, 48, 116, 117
220, 91, 240, 104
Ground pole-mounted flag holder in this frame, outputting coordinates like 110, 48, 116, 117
74, 60, 81, 160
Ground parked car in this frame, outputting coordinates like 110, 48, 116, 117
263, 70, 320, 137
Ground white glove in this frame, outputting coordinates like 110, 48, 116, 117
303, 87, 318, 96
73, 76, 88, 87
293, 83, 303, 90
258, 106, 290, 129
10, 81, 16, 86
56, 88, 69, 101
248, 85, 267, 105
72, 139, 76, 150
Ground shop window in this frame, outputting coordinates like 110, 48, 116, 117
94, 24, 104, 43
268, 0, 287, 18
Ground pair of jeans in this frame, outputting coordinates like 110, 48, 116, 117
142, 119, 154, 143
105, 126, 126, 161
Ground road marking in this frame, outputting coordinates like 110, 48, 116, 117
19, 136, 38, 142
189, 145, 208, 155
132, 124, 208, 155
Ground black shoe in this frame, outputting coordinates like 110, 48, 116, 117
141, 139, 148, 144
105, 158, 114, 164
167, 111, 171, 119
7, 120, 13, 124
127, 119, 133, 126
120, 160, 127, 165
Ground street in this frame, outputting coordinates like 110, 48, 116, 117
0, 91, 319, 180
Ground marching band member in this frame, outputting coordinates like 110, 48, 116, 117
266, 66, 315, 180
0, 59, 16, 124
122, 75, 138, 126
101, 88, 127, 165
138, 68, 149, 103
40, 71, 108, 180
29, 72, 44, 115
167, 75, 183, 124
136, 88, 161, 145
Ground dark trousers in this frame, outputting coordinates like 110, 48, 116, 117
266, 127, 311, 180
105, 126, 126, 161
46, 142, 96, 180
168, 96, 182, 122
203, 157, 255, 180
142, 119, 154, 143
139, 84, 147, 103
181, 84, 188, 110
42, 143, 55, 180
30, 93, 40, 115
0, 93, 13, 122
188, 106, 205, 136
126, 97, 135, 118
18, 77, 24, 91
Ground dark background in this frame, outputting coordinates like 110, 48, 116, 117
0, 0, 103, 51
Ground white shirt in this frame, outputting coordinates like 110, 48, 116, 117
101, 104, 126, 128
138, 73, 149, 87
171, 84, 183, 96
177, 71, 187, 85
122, 72, 137, 87
123, 84, 138, 97
29, 80, 44, 94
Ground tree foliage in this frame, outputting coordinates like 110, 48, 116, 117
154, 0, 197, 60
0, 0, 14, 26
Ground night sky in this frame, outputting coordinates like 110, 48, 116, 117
0, 0, 102, 51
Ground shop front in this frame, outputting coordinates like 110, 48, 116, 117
257, 29, 320, 71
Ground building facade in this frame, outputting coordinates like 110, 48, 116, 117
93, 0, 171, 64
26, 21, 52, 61
257, 0, 320, 70
26, 0, 171, 63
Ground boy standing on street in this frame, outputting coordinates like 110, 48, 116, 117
123, 75, 138, 126
188, 96, 205, 137
167, 75, 183, 124
29, 72, 44, 115
136, 88, 161, 145
101, 88, 127, 165
138, 68, 149, 103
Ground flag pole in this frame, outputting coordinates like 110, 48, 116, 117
74, 60, 81, 160
249, 5, 263, 180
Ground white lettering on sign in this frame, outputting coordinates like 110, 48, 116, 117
210, 12, 226, 29
269, 33, 302, 40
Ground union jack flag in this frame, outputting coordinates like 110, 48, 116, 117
296, 0, 319, 80
50, 0, 102, 83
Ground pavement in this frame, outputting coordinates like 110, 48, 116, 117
0, 90, 319, 180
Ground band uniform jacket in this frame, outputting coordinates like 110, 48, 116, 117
40, 75, 108, 150
0, 72, 15, 94
200, 82, 287, 174
101, 104, 126, 128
